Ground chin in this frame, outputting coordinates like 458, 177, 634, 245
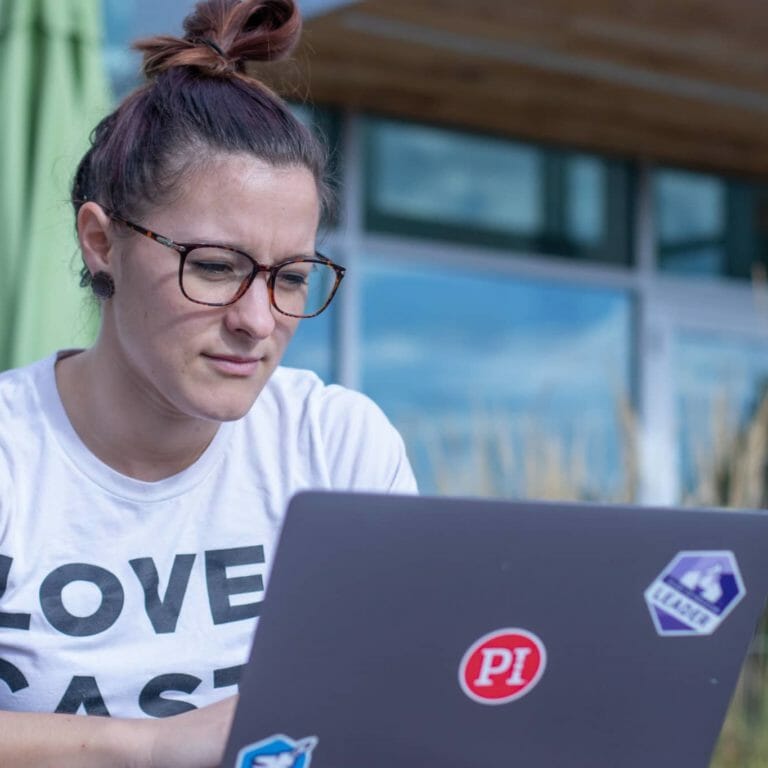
194, 384, 265, 423
195, 396, 256, 423
226, 402, 258, 421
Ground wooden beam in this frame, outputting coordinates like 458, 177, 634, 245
258, 0, 768, 177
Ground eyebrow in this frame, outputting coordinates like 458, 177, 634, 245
112, 213, 320, 266
175, 235, 319, 264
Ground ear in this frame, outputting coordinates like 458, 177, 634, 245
77, 202, 114, 275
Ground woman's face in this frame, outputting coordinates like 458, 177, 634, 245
102, 152, 320, 423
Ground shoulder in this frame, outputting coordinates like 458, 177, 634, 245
264, 366, 393, 433
0, 356, 52, 442
261, 367, 418, 493
263, 366, 384, 422
0, 357, 47, 407
261, 365, 326, 403
0, 356, 56, 529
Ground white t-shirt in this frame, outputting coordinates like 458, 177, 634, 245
0, 354, 416, 718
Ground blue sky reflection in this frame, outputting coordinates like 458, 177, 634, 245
360, 258, 633, 498
677, 330, 768, 500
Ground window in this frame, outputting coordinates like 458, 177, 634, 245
360, 257, 634, 499
676, 329, 768, 506
279, 304, 336, 382
365, 118, 633, 265
655, 168, 768, 280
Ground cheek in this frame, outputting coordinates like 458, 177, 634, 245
277, 316, 301, 347
115, 242, 180, 306
127, 254, 192, 317
115, 288, 201, 367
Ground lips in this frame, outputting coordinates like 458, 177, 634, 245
202, 353, 264, 376
205, 353, 261, 364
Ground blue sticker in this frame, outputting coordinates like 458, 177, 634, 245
234, 734, 318, 768
644, 550, 746, 636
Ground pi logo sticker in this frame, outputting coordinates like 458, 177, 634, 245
458, 628, 547, 705
644, 551, 746, 637
234, 734, 318, 768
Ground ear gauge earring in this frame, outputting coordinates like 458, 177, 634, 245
91, 271, 115, 300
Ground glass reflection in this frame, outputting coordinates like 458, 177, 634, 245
677, 330, 768, 506
655, 170, 726, 276
279, 304, 334, 382
565, 155, 605, 249
361, 258, 633, 500
368, 118, 543, 233
365, 118, 630, 263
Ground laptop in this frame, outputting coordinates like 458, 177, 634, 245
221, 491, 768, 768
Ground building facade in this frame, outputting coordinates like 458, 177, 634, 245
104, 0, 768, 506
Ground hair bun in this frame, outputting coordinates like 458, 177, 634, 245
135, 0, 302, 80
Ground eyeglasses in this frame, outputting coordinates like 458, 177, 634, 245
107, 210, 346, 318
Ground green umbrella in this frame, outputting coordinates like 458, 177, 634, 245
0, 0, 110, 371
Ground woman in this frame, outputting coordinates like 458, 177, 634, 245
0, 0, 416, 764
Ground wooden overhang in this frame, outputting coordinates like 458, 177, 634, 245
266, 0, 768, 178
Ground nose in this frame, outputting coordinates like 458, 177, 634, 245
222, 273, 276, 339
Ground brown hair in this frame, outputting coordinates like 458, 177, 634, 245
73, 0, 330, 285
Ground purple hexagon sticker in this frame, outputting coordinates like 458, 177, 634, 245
644, 551, 746, 636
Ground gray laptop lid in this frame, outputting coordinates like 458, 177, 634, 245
221, 492, 768, 768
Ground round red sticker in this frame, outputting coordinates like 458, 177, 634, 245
458, 628, 547, 705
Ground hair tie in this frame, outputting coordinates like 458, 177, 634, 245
199, 38, 228, 58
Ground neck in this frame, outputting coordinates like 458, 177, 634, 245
55, 347, 220, 482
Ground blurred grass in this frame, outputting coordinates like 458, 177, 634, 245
686, 389, 768, 768
713, 638, 768, 768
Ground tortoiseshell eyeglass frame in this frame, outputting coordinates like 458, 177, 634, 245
104, 209, 346, 318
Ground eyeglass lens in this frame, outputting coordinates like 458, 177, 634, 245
182, 248, 337, 316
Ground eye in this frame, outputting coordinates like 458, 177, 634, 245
187, 260, 236, 280
277, 271, 308, 287
275, 263, 313, 289
185, 248, 251, 282
193, 260, 232, 274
